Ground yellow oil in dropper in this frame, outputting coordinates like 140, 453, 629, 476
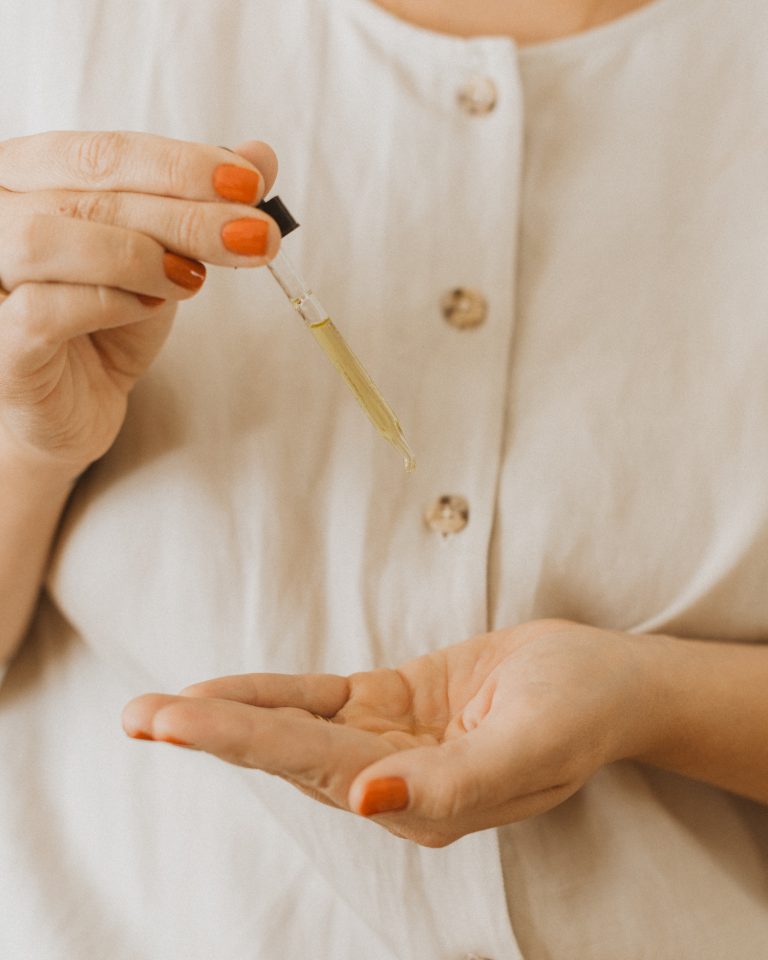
306, 315, 415, 472
258, 195, 415, 472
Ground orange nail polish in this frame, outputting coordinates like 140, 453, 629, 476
128, 730, 155, 741
358, 777, 409, 817
163, 252, 206, 291
213, 164, 262, 204
136, 294, 166, 307
221, 218, 269, 256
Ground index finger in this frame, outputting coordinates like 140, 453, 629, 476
124, 694, 392, 805
181, 672, 351, 718
0, 130, 274, 203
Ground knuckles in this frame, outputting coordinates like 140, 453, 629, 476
172, 202, 207, 254
53, 189, 121, 224
3, 215, 54, 287
65, 131, 128, 184
115, 231, 152, 280
418, 785, 467, 824
60, 129, 200, 200
0, 283, 58, 356
160, 139, 195, 198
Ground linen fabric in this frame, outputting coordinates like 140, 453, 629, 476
0, 0, 767, 957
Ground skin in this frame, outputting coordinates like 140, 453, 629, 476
122, 0, 768, 846
125, 621, 655, 847
369, 0, 657, 43
5, 1, 768, 848
123, 620, 768, 847
0, 131, 279, 663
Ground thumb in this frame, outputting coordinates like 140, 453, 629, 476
348, 727, 518, 822
232, 140, 279, 196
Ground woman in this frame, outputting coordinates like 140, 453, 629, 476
2, 0, 767, 957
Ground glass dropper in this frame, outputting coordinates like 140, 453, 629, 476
258, 197, 415, 473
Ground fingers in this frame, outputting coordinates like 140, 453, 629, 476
0, 213, 205, 311
0, 283, 175, 377
0, 131, 269, 203
122, 693, 391, 805
5, 190, 281, 268
347, 722, 557, 842
232, 140, 278, 195
0, 135, 282, 329
180, 672, 350, 717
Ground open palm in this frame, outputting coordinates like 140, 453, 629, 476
124, 619, 650, 846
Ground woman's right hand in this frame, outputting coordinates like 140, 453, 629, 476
0, 130, 280, 482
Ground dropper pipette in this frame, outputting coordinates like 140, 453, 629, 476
258, 197, 415, 473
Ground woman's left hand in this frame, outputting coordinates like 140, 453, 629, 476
122, 619, 665, 847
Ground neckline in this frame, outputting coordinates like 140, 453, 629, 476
518, 0, 696, 61
340, 0, 698, 61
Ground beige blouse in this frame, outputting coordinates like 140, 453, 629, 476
1, 0, 767, 957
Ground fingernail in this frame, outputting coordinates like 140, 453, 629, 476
127, 730, 155, 741
136, 294, 166, 307
163, 252, 206, 291
358, 777, 409, 817
221, 218, 270, 256
213, 164, 262, 204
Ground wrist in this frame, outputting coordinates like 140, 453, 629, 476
0, 430, 79, 666
608, 630, 682, 765
0, 426, 87, 494
0, 461, 75, 531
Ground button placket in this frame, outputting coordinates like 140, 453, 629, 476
353, 34, 525, 955
413, 40, 518, 583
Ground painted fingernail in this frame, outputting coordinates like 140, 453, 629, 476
213, 164, 262, 204
136, 294, 166, 307
358, 777, 409, 817
221, 218, 270, 256
163, 252, 206, 291
127, 730, 155, 741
